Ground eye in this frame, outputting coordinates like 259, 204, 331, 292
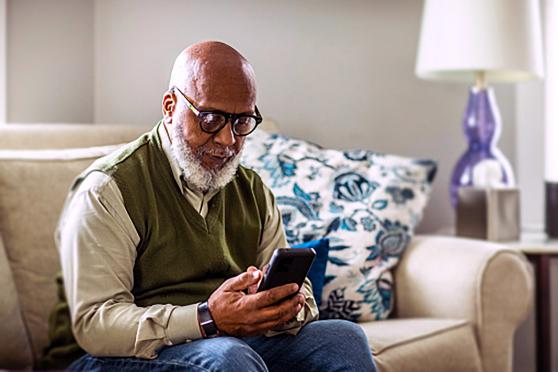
234, 117, 257, 135
200, 113, 226, 132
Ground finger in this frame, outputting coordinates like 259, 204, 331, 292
247, 279, 260, 295
223, 270, 261, 292
245, 303, 304, 334
250, 295, 303, 324
251, 264, 269, 294
253, 283, 300, 308
296, 293, 306, 307
247, 268, 263, 294
228, 297, 303, 336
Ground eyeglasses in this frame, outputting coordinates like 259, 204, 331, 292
173, 86, 263, 137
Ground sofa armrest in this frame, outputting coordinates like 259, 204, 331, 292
394, 235, 534, 372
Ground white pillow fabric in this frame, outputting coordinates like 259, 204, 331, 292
242, 130, 436, 321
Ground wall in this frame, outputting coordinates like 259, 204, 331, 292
4, 0, 519, 233
91, 0, 516, 234
517, 81, 545, 232
7, 0, 93, 123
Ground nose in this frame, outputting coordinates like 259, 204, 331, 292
213, 122, 236, 146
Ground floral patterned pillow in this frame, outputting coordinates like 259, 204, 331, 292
241, 130, 437, 322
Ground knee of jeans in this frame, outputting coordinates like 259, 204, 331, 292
315, 320, 369, 348
208, 338, 266, 370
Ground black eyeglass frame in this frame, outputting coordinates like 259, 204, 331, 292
172, 86, 263, 137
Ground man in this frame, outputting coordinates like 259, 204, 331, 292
42, 41, 376, 371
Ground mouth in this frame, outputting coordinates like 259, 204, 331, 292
203, 153, 234, 168
210, 154, 232, 161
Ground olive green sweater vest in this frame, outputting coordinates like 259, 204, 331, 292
40, 123, 268, 368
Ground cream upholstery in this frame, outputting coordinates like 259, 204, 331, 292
0, 121, 533, 371
0, 235, 33, 368
394, 236, 533, 372
363, 319, 482, 372
0, 144, 127, 364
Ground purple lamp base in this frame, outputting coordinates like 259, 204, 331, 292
450, 87, 515, 207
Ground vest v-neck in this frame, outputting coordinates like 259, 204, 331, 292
71, 119, 266, 310
49, 121, 267, 368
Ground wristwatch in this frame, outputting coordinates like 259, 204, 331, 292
197, 301, 220, 338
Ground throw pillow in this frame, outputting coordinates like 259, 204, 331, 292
291, 238, 330, 306
242, 130, 436, 322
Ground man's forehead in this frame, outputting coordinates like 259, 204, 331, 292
169, 42, 257, 111
169, 41, 254, 89
193, 87, 256, 113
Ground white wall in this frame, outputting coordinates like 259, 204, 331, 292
92, 0, 516, 234
517, 82, 545, 232
5, 0, 519, 233
7, 0, 93, 123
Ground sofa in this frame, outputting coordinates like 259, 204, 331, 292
0, 121, 533, 372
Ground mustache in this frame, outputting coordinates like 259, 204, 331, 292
197, 146, 236, 158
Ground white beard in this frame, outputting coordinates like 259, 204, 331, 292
169, 121, 242, 193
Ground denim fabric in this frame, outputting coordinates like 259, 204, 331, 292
68, 320, 376, 372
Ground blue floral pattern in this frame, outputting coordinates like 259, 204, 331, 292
241, 130, 436, 321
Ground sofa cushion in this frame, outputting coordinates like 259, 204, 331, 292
0, 234, 34, 368
361, 318, 482, 372
0, 124, 148, 149
242, 130, 436, 321
0, 144, 124, 363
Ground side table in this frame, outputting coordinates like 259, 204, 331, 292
509, 233, 558, 372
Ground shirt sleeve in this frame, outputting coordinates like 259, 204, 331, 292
57, 172, 202, 359
256, 184, 319, 336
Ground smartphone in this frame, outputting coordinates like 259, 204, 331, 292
257, 248, 316, 297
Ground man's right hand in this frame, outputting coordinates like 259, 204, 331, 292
207, 267, 305, 337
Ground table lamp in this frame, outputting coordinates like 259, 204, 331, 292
415, 0, 544, 207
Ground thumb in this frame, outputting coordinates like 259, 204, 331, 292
224, 270, 260, 291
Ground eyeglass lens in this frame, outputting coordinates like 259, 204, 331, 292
199, 113, 257, 135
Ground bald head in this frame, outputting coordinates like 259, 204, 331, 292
169, 41, 257, 106
162, 41, 258, 182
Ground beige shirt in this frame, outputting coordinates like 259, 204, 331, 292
56, 123, 318, 359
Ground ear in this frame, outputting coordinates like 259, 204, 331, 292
162, 90, 176, 124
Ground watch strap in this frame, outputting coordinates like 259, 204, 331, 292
197, 301, 220, 338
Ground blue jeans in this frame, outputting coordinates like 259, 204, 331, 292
69, 319, 376, 371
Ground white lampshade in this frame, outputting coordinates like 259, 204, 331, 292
416, 0, 544, 83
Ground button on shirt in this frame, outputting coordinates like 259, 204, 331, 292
56, 123, 318, 359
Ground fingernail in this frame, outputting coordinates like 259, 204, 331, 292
252, 271, 259, 279
291, 284, 299, 291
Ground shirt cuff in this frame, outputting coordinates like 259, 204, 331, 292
165, 303, 203, 344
